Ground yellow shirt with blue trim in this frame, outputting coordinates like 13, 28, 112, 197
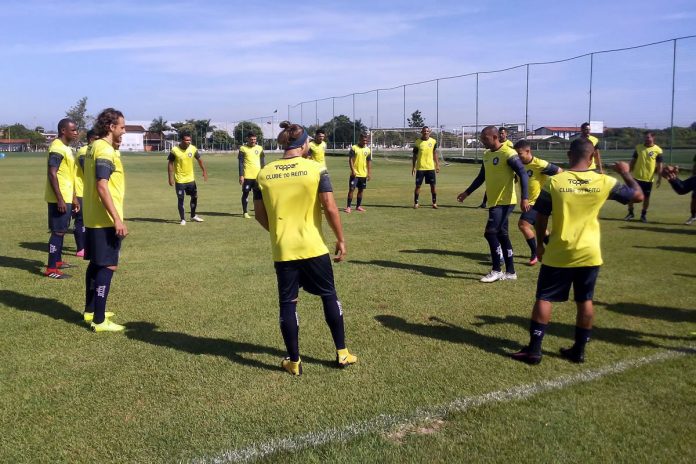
308, 140, 327, 167
631, 143, 663, 182
83, 139, 125, 228
583, 135, 599, 170
538, 171, 617, 267
168, 144, 200, 184
524, 156, 555, 205
255, 157, 331, 262
501, 139, 514, 149
75, 145, 88, 198
414, 137, 437, 170
349, 144, 371, 177
483, 144, 519, 206
240, 144, 264, 178
45, 139, 76, 203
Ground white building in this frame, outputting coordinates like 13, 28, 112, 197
121, 124, 145, 151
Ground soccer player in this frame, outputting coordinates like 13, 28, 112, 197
44, 118, 80, 279
511, 139, 643, 365
74, 129, 99, 258
307, 129, 327, 168
624, 131, 663, 222
253, 121, 357, 376
457, 126, 530, 282
579, 122, 603, 173
411, 126, 440, 209
238, 133, 265, 219
82, 108, 128, 332
168, 133, 207, 225
479, 127, 512, 208
514, 140, 563, 265
345, 133, 372, 213
661, 163, 696, 224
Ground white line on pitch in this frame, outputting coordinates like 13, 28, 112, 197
192, 348, 693, 464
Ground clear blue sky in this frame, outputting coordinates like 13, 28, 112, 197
2, 0, 695, 131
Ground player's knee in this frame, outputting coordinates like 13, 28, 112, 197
484, 229, 498, 238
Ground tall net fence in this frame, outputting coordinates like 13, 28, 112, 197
286, 35, 696, 166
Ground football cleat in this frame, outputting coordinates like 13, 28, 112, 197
281, 357, 302, 376
528, 256, 538, 266
179, 219, 186, 226
685, 216, 696, 225
83, 311, 115, 323
76, 249, 85, 258
91, 319, 125, 333
336, 349, 357, 368
356, 206, 366, 212
511, 347, 542, 365
640, 215, 647, 223
559, 346, 585, 364
503, 272, 518, 281
344, 207, 352, 213
44, 268, 70, 279
191, 215, 204, 222
480, 270, 505, 283
243, 213, 251, 219
623, 212, 634, 221
413, 203, 420, 209
432, 204, 438, 209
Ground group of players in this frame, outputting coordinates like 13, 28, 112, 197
42, 109, 696, 373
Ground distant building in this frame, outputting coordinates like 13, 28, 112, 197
144, 131, 165, 152
41, 131, 58, 144
533, 126, 581, 140
121, 125, 145, 151
0, 139, 31, 152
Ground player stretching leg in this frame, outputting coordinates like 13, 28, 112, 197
511, 139, 642, 365
254, 121, 357, 376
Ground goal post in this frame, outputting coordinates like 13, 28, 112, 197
461, 122, 526, 160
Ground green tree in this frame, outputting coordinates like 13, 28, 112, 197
319, 115, 367, 147
407, 109, 425, 128
1, 123, 46, 146
210, 130, 234, 150
233, 121, 264, 147
148, 116, 171, 150
171, 119, 215, 147
65, 97, 91, 134
34, 126, 45, 133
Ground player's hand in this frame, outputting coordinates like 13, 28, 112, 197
436, 166, 440, 173
57, 199, 67, 213
203, 171, 208, 182
239, 176, 244, 185
114, 219, 128, 238
613, 161, 630, 175
520, 199, 531, 212
72, 200, 80, 213
411, 168, 416, 176
656, 177, 661, 188
168, 178, 174, 187
457, 191, 469, 202
367, 174, 371, 181
536, 243, 545, 262
334, 240, 346, 262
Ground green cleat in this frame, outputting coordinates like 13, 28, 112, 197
91, 319, 125, 333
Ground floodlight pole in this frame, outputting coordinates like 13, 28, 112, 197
475, 73, 479, 161
669, 39, 677, 163
352, 93, 356, 144
315, 100, 318, 127
588, 53, 594, 122
403, 85, 406, 146
376, 89, 380, 130
525, 64, 530, 136
332, 97, 336, 150
436, 79, 439, 130
300, 103, 304, 126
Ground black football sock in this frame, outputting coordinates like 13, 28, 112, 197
92, 267, 114, 324
84, 262, 98, 312
498, 233, 515, 274
526, 237, 537, 258
573, 326, 591, 354
528, 320, 547, 355
321, 294, 346, 350
279, 301, 300, 361
484, 232, 502, 272
48, 233, 62, 268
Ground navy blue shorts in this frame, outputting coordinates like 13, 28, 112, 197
242, 179, 257, 193
84, 227, 122, 267
415, 170, 436, 186
274, 254, 336, 303
637, 180, 653, 198
519, 208, 537, 225
536, 264, 600, 302
349, 176, 367, 190
175, 182, 197, 199
48, 202, 72, 233
486, 204, 515, 234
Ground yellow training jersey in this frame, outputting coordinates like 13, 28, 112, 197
583, 135, 599, 170
501, 139, 514, 149
256, 157, 330, 262
414, 137, 437, 170
75, 145, 88, 198
350, 144, 371, 177
308, 140, 327, 167
44, 139, 76, 203
524, 156, 553, 205
168, 144, 199, 183
540, 171, 617, 267
483, 144, 519, 206
83, 139, 125, 229
631, 143, 663, 182
240, 144, 264, 178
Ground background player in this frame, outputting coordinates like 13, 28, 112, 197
411, 126, 440, 209
457, 126, 530, 282
238, 133, 265, 219
479, 127, 512, 208
253, 121, 357, 376
44, 118, 79, 279
345, 133, 372, 213
82, 108, 128, 332
307, 129, 327, 168
514, 140, 562, 265
74, 129, 99, 258
168, 133, 207, 225
661, 163, 696, 224
624, 131, 662, 222
579, 122, 603, 173
511, 139, 643, 365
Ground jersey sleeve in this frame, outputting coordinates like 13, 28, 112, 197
48, 152, 64, 168
318, 170, 333, 193
348, 148, 356, 158
541, 162, 561, 176
167, 152, 175, 162
193, 148, 200, 159
367, 152, 372, 161
95, 157, 115, 181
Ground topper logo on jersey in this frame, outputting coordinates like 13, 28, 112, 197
568, 178, 590, 186
492, 157, 499, 165
276, 163, 298, 171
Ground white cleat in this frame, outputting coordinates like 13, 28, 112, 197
480, 270, 505, 283
191, 215, 204, 222
503, 272, 518, 280
685, 216, 696, 226
180, 219, 186, 226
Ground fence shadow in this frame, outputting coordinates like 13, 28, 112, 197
0, 290, 84, 327
620, 225, 696, 236
351, 260, 480, 279
595, 301, 696, 324
633, 245, 696, 254
0, 255, 44, 275
126, 217, 181, 224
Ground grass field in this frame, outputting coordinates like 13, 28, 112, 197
0, 152, 694, 463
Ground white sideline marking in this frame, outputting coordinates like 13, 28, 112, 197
193, 349, 692, 464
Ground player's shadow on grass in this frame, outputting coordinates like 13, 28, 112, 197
351, 260, 480, 280
124, 321, 336, 371
375, 315, 518, 357
595, 301, 696, 324
19, 241, 75, 254
126, 217, 181, 224
471, 314, 690, 349
197, 211, 240, 217
0, 290, 84, 326
366, 204, 458, 209
0, 255, 44, 275
674, 273, 696, 279
620, 225, 696, 236
600, 216, 675, 226
633, 245, 696, 254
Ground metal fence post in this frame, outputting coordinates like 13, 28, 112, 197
332, 97, 336, 150
669, 39, 678, 163
588, 53, 594, 123
475, 73, 479, 161
525, 64, 530, 136
352, 93, 356, 144
403, 85, 406, 145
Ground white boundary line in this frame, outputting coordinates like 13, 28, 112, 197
192, 348, 693, 464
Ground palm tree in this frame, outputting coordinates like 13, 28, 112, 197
149, 116, 172, 150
